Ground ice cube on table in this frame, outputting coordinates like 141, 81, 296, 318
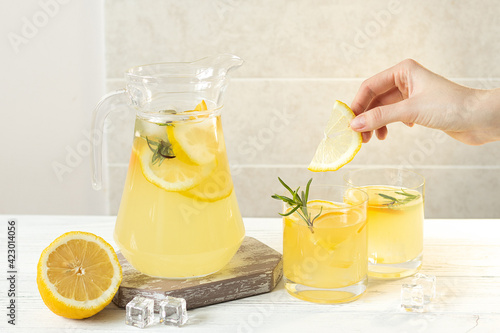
401, 284, 425, 313
125, 296, 155, 328
159, 296, 188, 326
412, 273, 436, 304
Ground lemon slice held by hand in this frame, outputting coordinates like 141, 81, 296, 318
308, 101, 362, 172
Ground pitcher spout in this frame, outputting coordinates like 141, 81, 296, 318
195, 53, 244, 78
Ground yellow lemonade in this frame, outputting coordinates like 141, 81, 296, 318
283, 200, 367, 303
114, 113, 245, 278
360, 185, 424, 278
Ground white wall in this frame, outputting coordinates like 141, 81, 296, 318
0, 0, 107, 215
104, 0, 500, 218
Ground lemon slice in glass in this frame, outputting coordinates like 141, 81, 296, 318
310, 206, 365, 257
307, 199, 343, 210
308, 101, 362, 172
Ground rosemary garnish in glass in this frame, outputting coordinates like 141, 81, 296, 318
378, 189, 420, 208
146, 136, 175, 166
272, 177, 322, 233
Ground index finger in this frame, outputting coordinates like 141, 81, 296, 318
351, 63, 401, 115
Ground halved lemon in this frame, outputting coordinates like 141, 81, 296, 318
138, 137, 216, 192
36, 231, 122, 319
308, 101, 362, 172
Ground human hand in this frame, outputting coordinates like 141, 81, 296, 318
349, 59, 500, 145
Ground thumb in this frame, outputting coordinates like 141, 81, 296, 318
350, 100, 415, 132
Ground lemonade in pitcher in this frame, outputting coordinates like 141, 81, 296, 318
114, 102, 245, 278
91, 55, 246, 278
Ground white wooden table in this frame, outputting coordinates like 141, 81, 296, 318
1, 216, 499, 332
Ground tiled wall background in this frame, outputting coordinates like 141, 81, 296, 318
103, 0, 500, 218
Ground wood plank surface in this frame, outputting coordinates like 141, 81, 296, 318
0, 216, 499, 332
113, 237, 283, 310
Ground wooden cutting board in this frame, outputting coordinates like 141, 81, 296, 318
112, 237, 283, 310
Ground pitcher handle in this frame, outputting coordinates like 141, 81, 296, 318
91, 89, 128, 190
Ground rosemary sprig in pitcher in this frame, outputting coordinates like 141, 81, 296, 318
146, 136, 176, 166
271, 178, 322, 233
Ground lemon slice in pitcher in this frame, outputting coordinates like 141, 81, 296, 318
169, 117, 219, 165
185, 100, 208, 112
138, 138, 215, 192
183, 166, 234, 202
194, 100, 207, 111
308, 101, 362, 172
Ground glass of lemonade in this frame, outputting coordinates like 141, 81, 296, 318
282, 185, 368, 304
345, 168, 425, 279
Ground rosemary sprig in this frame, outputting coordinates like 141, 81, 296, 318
271, 178, 322, 233
378, 189, 420, 207
146, 136, 176, 166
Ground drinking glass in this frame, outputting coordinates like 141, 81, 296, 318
345, 168, 425, 279
282, 185, 368, 303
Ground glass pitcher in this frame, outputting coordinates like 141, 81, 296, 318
91, 54, 245, 278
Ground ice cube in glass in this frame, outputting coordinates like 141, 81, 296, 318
159, 296, 188, 326
125, 296, 155, 328
401, 283, 424, 313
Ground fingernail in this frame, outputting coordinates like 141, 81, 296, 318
350, 115, 365, 130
